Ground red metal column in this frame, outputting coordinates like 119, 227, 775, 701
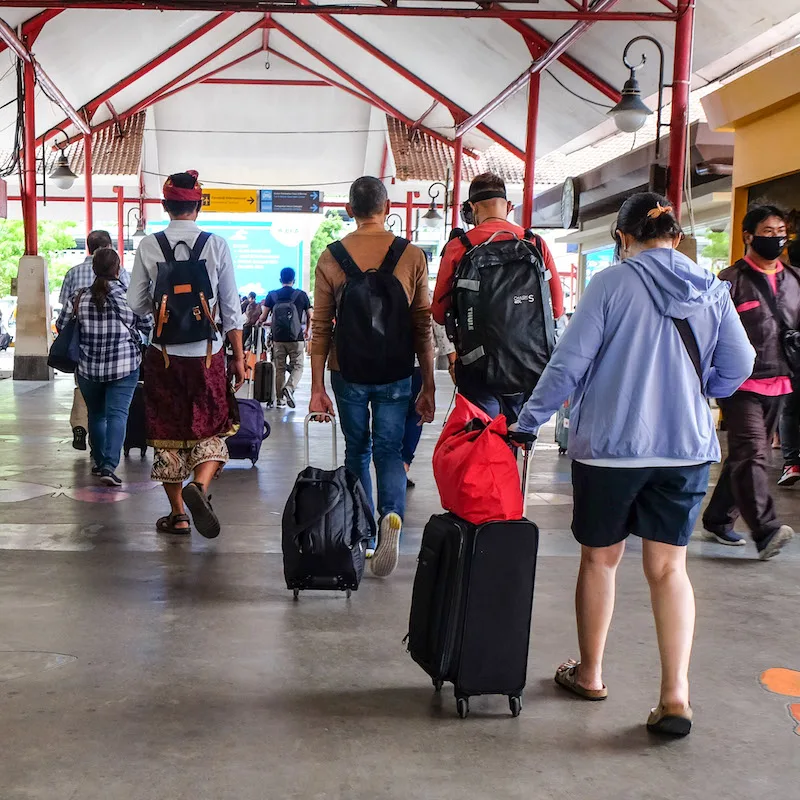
113, 186, 125, 257
667, 0, 695, 220
405, 192, 414, 241
451, 137, 463, 230
83, 133, 94, 242
521, 74, 541, 230
22, 60, 37, 256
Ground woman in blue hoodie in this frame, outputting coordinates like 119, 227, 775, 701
512, 193, 754, 736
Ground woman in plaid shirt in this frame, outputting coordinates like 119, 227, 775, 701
56, 249, 153, 486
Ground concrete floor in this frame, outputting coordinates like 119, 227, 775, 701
1, 369, 799, 799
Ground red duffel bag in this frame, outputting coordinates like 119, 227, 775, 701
432, 394, 523, 525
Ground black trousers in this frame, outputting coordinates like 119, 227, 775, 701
779, 386, 800, 466
703, 391, 784, 544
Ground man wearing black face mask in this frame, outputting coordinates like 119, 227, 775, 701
703, 205, 797, 559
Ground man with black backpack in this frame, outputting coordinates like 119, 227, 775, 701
432, 173, 564, 424
310, 176, 435, 578
259, 267, 310, 408
128, 170, 245, 540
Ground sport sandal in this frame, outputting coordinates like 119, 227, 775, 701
554, 659, 608, 700
156, 513, 191, 535
181, 482, 221, 539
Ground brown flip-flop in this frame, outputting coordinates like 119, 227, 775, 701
554, 659, 608, 700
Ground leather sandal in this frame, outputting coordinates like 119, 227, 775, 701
156, 513, 191, 535
554, 659, 608, 700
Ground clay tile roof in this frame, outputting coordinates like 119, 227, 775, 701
387, 116, 549, 188
64, 111, 145, 176
0, 111, 146, 177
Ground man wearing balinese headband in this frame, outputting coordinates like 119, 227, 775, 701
128, 170, 246, 539
703, 204, 800, 551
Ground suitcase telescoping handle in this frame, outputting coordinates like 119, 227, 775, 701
304, 412, 338, 469
509, 430, 536, 519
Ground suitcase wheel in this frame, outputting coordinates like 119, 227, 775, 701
558, 447, 567, 456
292, 589, 300, 601
456, 697, 469, 719
509, 696, 522, 717
433, 679, 443, 693
124, 448, 130, 458
345, 589, 352, 599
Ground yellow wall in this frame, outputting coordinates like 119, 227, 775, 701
702, 47, 800, 262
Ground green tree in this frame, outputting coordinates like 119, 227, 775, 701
309, 212, 346, 296
0, 219, 78, 297
702, 230, 731, 273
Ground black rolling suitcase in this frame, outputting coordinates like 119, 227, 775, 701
407, 444, 538, 718
251, 334, 277, 406
124, 382, 148, 458
282, 413, 375, 600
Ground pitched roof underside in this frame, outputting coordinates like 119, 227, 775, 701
0, 3, 798, 191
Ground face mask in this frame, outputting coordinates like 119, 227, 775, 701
750, 235, 787, 261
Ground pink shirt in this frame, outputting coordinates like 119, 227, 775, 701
737, 256, 792, 396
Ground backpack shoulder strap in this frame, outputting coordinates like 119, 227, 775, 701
327, 241, 362, 280
459, 233, 473, 253
191, 231, 212, 261
154, 232, 174, 263
290, 290, 302, 302
378, 237, 410, 274
672, 317, 703, 387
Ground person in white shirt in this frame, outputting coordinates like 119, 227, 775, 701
128, 170, 245, 538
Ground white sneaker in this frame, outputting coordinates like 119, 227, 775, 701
365, 548, 375, 559
371, 512, 402, 578
759, 525, 794, 561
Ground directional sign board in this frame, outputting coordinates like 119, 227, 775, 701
260, 190, 322, 214
202, 188, 259, 213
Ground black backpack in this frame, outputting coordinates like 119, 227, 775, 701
327, 237, 415, 385
447, 230, 556, 394
152, 231, 217, 347
269, 289, 303, 342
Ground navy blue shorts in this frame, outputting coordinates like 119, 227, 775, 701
571, 462, 711, 548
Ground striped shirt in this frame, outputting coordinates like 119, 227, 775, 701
59, 255, 129, 307
56, 281, 153, 383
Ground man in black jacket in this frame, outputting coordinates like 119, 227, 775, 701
703, 205, 797, 559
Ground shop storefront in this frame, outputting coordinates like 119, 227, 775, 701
702, 47, 800, 262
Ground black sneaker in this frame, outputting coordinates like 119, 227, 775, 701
702, 529, 746, 546
100, 469, 122, 487
91, 465, 102, 477
283, 386, 296, 409
72, 426, 87, 451
758, 525, 794, 561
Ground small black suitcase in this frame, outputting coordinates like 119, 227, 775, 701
282, 413, 375, 599
407, 446, 538, 718
124, 382, 148, 458
253, 359, 276, 405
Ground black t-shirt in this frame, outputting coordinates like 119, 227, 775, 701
264, 286, 311, 341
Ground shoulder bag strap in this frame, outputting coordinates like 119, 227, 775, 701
671, 318, 703, 387
107, 295, 141, 346
756, 272, 792, 335
154, 232, 174, 262
327, 241, 362, 280
378, 237, 410, 274
191, 231, 213, 261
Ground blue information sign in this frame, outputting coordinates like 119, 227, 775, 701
259, 190, 321, 214
146, 220, 303, 297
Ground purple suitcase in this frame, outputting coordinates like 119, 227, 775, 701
227, 398, 269, 465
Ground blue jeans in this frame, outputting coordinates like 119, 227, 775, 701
331, 371, 412, 524
402, 367, 424, 465
458, 384, 529, 426
77, 371, 139, 471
